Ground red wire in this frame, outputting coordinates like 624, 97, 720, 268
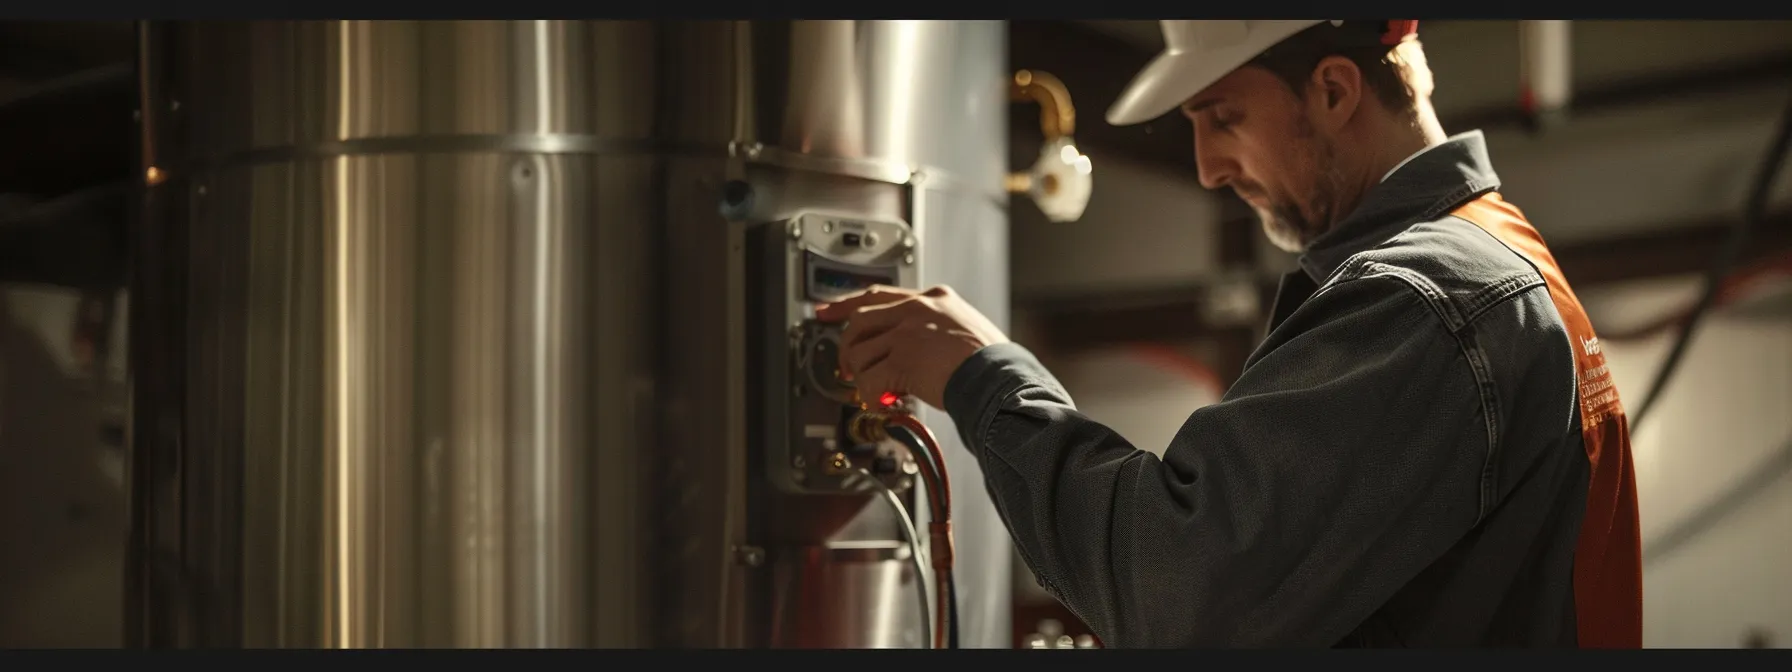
887, 412, 954, 649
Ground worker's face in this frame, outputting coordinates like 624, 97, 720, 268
1183, 66, 1345, 253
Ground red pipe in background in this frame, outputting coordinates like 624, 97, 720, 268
1599, 251, 1792, 343
1125, 343, 1228, 399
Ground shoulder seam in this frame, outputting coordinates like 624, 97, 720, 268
1319, 267, 1504, 522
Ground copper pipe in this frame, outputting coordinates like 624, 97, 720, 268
1010, 69, 1076, 141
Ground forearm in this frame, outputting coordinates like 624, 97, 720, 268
942, 343, 1156, 644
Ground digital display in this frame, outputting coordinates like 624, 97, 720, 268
805, 253, 896, 302
813, 267, 889, 292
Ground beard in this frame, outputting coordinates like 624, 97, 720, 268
1256, 201, 1320, 254
1252, 117, 1345, 254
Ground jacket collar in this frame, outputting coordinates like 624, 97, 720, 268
1297, 130, 1503, 283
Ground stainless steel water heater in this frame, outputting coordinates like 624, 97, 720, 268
128, 19, 1027, 649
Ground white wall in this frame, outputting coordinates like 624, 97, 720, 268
1010, 151, 1231, 301
0, 285, 127, 647
1482, 84, 1792, 247
1582, 275, 1792, 648
1041, 345, 1227, 459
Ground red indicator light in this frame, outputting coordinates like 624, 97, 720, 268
879, 392, 899, 407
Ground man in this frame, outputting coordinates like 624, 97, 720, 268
817, 20, 1642, 647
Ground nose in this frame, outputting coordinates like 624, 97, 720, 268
1193, 131, 1235, 191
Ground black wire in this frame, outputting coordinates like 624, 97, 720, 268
1629, 88, 1792, 431
946, 573, 961, 649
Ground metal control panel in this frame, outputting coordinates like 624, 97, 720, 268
749, 211, 919, 495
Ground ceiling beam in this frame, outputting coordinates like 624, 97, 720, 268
1445, 51, 1792, 133
1551, 216, 1792, 287
0, 62, 135, 197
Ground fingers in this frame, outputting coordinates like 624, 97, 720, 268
815, 284, 955, 403
839, 298, 921, 349
814, 285, 922, 322
851, 354, 906, 405
840, 327, 900, 378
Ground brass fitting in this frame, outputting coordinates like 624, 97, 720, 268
847, 408, 892, 446
1010, 69, 1076, 141
825, 452, 852, 475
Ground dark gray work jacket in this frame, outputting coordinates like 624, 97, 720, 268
943, 131, 1643, 648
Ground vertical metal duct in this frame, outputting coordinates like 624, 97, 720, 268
1519, 20, 1572, 129
129, 20, 1012, 649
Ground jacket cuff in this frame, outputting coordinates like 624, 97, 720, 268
943, 342, 1050, 459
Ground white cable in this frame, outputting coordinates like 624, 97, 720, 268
852, 468, 935, 649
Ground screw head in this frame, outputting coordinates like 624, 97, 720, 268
734, 545, 766, 567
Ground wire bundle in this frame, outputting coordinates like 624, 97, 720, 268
848, 403, 960, 650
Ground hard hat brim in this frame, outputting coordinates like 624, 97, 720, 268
1104, 21, 1327, 127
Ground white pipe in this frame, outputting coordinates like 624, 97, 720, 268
1520, 20, 1573, 124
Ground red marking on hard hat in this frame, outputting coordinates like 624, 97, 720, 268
1382, 20, 1419, 46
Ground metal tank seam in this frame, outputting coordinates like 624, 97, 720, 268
732, 143, 1010, 211
189, 136, 1012, 209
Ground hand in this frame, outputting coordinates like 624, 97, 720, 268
814, 285, 1010, 410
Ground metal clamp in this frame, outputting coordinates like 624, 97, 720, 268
718, 141, 1008, 222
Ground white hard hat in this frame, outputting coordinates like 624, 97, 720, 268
1105, 20, 1330, 126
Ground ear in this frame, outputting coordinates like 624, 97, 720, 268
1308, 55, 1364, 131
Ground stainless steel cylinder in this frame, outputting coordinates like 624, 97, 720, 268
136, 20, 669, 648
130, 19, 1011, 650
733, 20, 1015, 649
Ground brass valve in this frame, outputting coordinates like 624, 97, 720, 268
1007, 69, 1093, 223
